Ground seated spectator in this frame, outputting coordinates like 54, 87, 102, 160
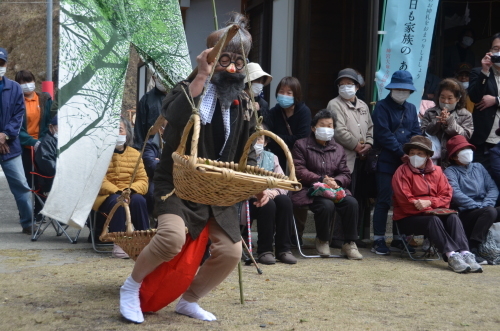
444, 135, 499, 265
244, 131, 296, 265
244, 63, 272, 125
392, 135, 483, 273
15, 70, 52, 215
291, 110, 362, 260
420, 78, 473, 168
93, 117, 149, 259
34, 115, 58, 194
142, 119, 167, 216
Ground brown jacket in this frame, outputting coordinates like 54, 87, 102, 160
291, 133, 351, 207
327, 96, 373, 172
154, 81, 256, 243
420, 106, 473, 167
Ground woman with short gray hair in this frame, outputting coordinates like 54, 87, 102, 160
93, 117, 150, 259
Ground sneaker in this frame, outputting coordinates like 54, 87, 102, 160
341, 242, 363, 260
112, 244, 130, 259
422, 238, 431, 252
462, 252, 483, 273
257, 252, 276, 265
448, 253, 471, 273
470, 248, 488, 265
276, 251, 297, 264
371, 238, 390, 255
390, 239, 416, 254
315, 238, 331, 257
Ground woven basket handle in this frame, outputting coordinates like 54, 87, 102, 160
238, 129, 297, 182
174, 114, 200, 169
99, 189, 133, 241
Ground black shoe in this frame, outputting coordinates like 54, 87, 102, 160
390, 239, 416, 254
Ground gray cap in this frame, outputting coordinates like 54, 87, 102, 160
335, 68, 359, 86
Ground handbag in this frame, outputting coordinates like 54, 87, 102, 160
365, 109, 407, 174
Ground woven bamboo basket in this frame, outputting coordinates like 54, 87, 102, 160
99, 189, 157, 261
171, 113, 302, 206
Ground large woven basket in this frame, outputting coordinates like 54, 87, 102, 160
171, 113, 302, 206
99, 190, 157, 261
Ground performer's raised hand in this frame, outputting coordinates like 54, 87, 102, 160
190, 48, 214, 97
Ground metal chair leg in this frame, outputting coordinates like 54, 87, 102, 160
292, 215, 342, 258
395, 223, 441, 261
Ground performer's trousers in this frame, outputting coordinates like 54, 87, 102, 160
141, 213, 242, 303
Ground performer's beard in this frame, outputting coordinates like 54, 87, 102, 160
211, 71, 246, 109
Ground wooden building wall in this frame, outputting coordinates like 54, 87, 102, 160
294, 0, 371, 114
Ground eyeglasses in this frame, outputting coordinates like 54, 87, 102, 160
491, 47, 500, 52
218, 54, 245, 70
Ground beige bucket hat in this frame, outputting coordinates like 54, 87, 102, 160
244, 62, 272, 86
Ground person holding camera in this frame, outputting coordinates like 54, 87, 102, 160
468, 32, 500, 171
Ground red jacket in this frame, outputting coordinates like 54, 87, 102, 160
392, 158, 452, 220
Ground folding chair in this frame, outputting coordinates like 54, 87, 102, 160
292, 206, 342, 258
394, 222, 441, 261
28, 147, 81, 243
87, 210, 113, 253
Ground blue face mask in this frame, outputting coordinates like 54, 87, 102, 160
277, 94, 294, 108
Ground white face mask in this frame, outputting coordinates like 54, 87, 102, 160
439, 102, 457, 111
116, 134, 126, 147
155, 79, 166, 93
462, 36, 474, 47
254, 143, 264, 156
21, 82, 35, 94
391, 90, 411, 104
251, 83, 263, 96
409, 155, 427, 168
53, 132, 58, 139
460, 81, 469, 89
314, 127, 334, 141
457, 149, 473, 165
0, 67, 6, 77
339, 85, 356, 100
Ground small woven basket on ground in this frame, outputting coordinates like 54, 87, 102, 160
170, 112, 302, 206
99, 189, 156, 261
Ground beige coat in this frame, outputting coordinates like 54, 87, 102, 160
327, 96, 374, 172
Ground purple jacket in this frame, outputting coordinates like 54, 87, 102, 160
291, 133, 351, 207
0, 77, 25, 161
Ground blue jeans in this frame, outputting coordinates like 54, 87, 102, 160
373, 171, 394, 237
0, 155, 33, 228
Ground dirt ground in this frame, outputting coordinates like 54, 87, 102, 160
1, 243, 499, 331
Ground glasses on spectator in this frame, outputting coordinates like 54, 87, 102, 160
338, 83, 356, 87
491, 47, 500, 52
218, 54, 245, 70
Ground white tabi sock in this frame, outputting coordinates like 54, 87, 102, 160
120, 276, 144, 324
175, 298, 217, 321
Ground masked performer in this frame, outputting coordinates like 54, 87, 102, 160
119, 13, 259, 323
